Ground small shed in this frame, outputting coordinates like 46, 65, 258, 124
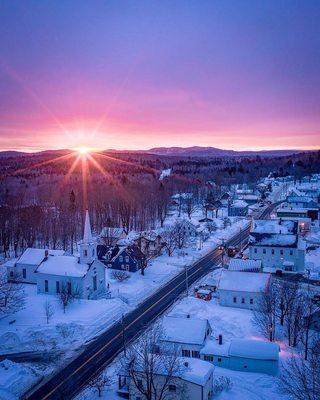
200, 338, 279, 376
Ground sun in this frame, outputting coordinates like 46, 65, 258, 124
76, 146, 90, 156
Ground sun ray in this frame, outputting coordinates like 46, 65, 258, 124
11, 152, 76, 176
94, 152, 158, 174
54, 154, 82, 201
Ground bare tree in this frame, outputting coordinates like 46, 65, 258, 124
162, 226, 178, 256
279, 341, 320, 400
274, 280, 299, 326
284, 291, 304, 347
88, 372, 111, 397
205, 221, 217, 234
252, 283, 277, 341
0, 270, 25, 315
184, 196, 196, 219
111, 270, 130, 282
121, 325, 186, 400
43, 300, 55, 324
301, 291, 320, 360
58, 282, 79, 313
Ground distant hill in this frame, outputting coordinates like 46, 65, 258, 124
146, 146, 306, 157
0, 146, 312, 159
0, 150, 28, 158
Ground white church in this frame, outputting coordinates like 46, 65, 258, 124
8, 211, 106, 299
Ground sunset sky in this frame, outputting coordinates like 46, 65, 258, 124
0, 0, 319, 152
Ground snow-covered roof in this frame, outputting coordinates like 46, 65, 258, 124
228, 259, 262, 271
161, 316, 210, 345
131, 357, 213, 387
229, 339, 279, 361
200, 340, 230, 357
181, 358, 214, 386
230, 200, 248, 208
277, 207, 309, 213
36, 255, 89, 277
218, 270, 270, 293
17, 248, 65, 266
251, 219, 296, 234
250, 233, 298, 247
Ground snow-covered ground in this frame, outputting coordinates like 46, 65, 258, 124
0, 207, 250, 399
75, 270, 292, 400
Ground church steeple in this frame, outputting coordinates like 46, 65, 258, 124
83, 210, 92, 243
79, 210, 95, 264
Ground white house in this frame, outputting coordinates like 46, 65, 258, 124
8, 248, 65, 283
218, 270, 271, 310
200, 338, 279, 376
36, 211, 106, 299
159, 316, 212, 358
249, 220, 305, 273
118, 357, 214, 400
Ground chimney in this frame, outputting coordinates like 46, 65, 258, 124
218, 334, 223, 345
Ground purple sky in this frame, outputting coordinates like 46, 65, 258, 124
0, 0, 319, 151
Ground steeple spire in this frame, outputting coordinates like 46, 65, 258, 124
83, 210, 92, 243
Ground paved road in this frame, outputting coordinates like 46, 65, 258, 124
25, 204, 277, 400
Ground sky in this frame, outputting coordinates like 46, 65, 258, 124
0, 0, 319, 152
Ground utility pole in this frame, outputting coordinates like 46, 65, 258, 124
185, 265, 189, 294
121, 314, 127, 357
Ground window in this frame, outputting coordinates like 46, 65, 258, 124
84, 249, 88, 257
280, 249, 284, 255
125, 265, 130, 271
56, 281, 60, 293
168, 385, 176, 392
67, 281, 71, 294
204, 355, 213, 362
192, 350, 200, 358
92, 248, 95, 256
233, 297, 237, 303
45, 280, 48, 292
271, 249, 275, 255
243, 365, 247, 369
93, 275, 97, 291
254, 248, 257, 254
22, 268, 26, 278
182, 349, 191, 357
125, 256, 129, 262
289, 250, 293, 256
263, 249, 266, 254
10, 271, 13, 278
119, 256, 123, 262
241, 298, 245, 304
250, 298, 254, 305
217, 357, 222, 362
121, 264, 125, 270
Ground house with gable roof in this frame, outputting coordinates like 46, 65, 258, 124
36, 211, 106, 299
